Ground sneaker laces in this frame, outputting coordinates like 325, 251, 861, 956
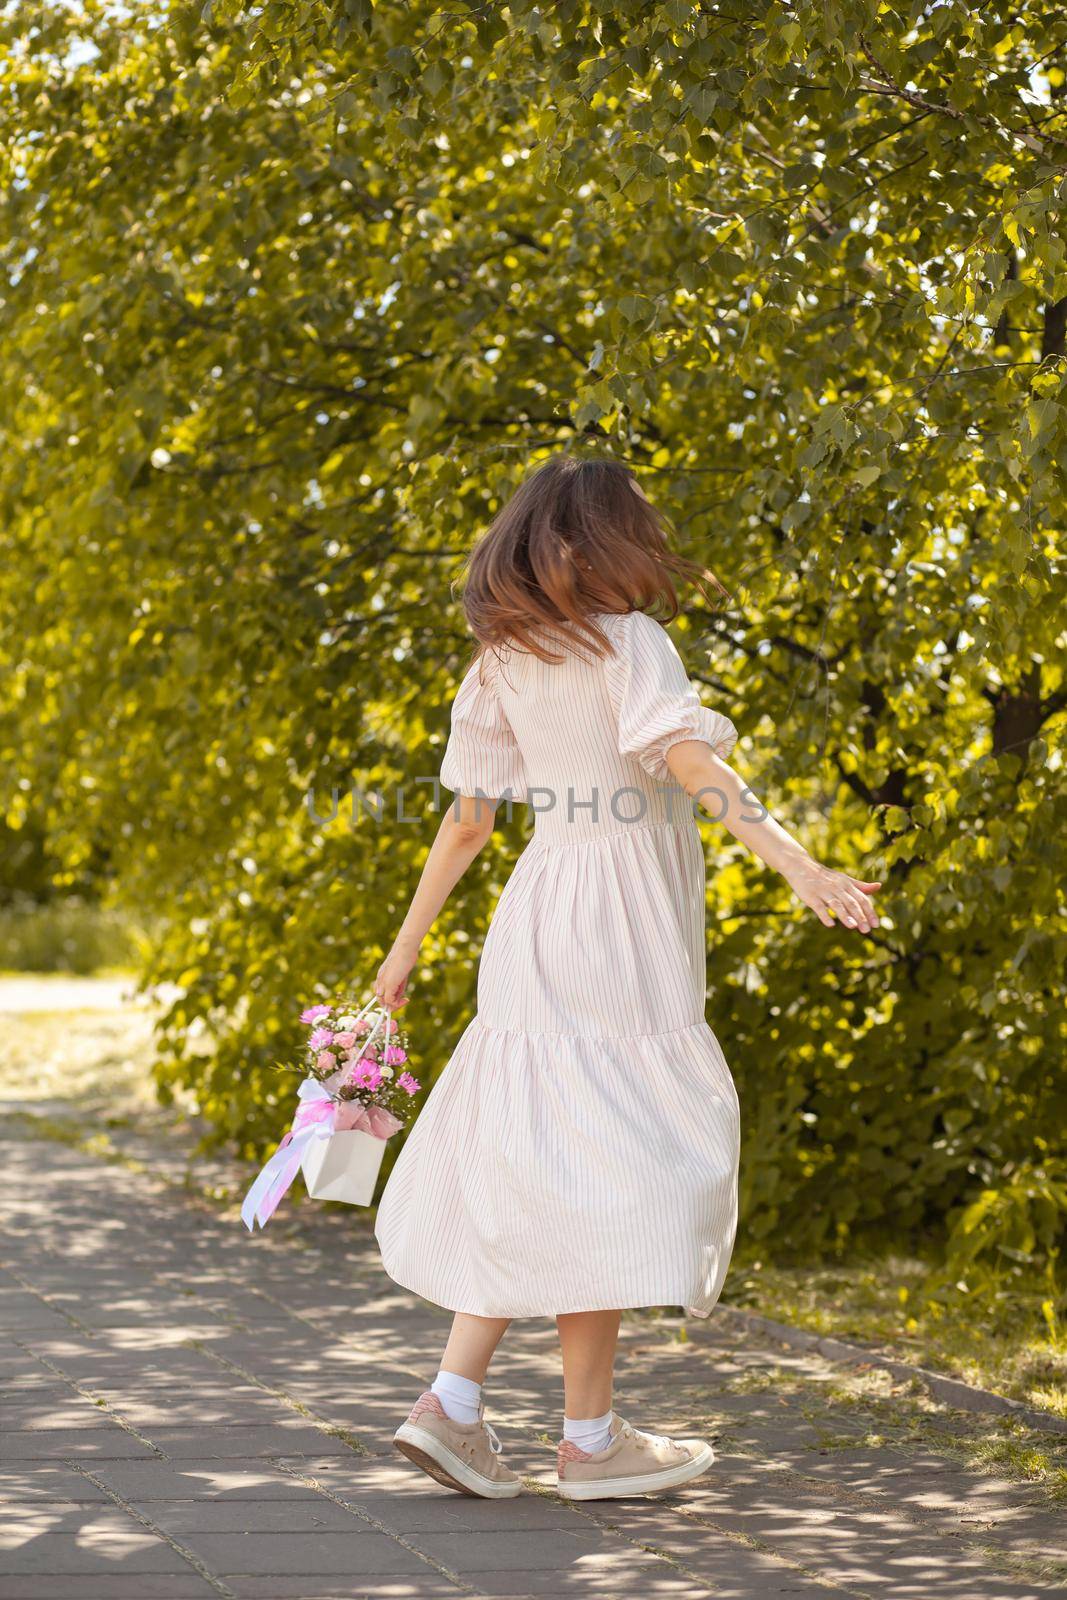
633, 1423, 683, 1454
482, 1420, 503, 1455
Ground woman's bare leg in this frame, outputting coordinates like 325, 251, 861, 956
439, 1312, 511, 1383
557, 1310, 622, 1418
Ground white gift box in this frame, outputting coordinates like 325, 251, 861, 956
301, 1130, 386, 1207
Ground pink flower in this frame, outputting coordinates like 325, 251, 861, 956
316, 1051, 337, 1074
351, 1058, 382, 1091
383, 1017, 398, 1035
384, 1044, 407, 1066
397, 1072, 420, 1096
334, 1032, 357, 1050
300, 1004, 332, 1025
308, 1028, 334, 1051
352, 1017, 372, 1036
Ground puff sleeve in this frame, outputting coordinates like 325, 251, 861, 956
603, 610, 738, 783
439, 650, 528, 800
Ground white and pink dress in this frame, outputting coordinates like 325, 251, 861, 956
376, 609, 741, 1318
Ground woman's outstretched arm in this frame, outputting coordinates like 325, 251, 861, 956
664, 740, 882, 934
374, 795, 498, 1007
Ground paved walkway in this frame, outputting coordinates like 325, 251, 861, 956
2, 1124, 1065, 1600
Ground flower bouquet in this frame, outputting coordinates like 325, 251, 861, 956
241, 997, 420, 1231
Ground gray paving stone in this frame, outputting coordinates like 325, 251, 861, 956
223, 1580, 460, 1600
34, 1357, 237, 1391
0, 1467, 110, 1504
0, 1503, 144, 1538
0, 1385, 104, 1410
92, 1459, 331, 1501
99, 1391, 300, 1430
405, 1526, 615, 1573
0, 1311, 78, 1334
0, 1300, 78, 1332
0, 1427, 157, 1461
444, 1559, 699, 1596
180, 1528, 431, 1575
0, 1369, 65, 1394
132, 1495, 375, 1534
0, 1527, 192, 1576
0, 1399, 125, 1431
359, 1493, 591, 1533
0, 1578, 217, 1599
144, 1424, 360, 1460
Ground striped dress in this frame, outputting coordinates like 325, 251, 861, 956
375, 609, 741, 1318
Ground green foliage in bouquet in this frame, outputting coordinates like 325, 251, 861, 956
0, 0, 1064, 1302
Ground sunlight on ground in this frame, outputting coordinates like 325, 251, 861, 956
0, 1002, 159, 1111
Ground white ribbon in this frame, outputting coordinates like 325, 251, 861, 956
240, 1078, 337, 1231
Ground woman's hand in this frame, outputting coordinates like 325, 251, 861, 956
783, 857, 882, 933
374, 941, 417, 1009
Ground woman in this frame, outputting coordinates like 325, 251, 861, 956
374, 455, 880, 1501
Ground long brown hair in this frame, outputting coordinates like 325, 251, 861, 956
459, 455, 724, 663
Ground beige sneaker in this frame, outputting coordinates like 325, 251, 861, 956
556, 1413, 714, 1500
394, 1391, 522, 1499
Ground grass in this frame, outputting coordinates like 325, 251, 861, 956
723, 1255, 1067, 1420
0, 1002, 162, 1115
0, 899, 142, 974
704, 1356, 1067, 1514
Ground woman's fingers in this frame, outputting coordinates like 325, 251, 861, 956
844, 888, 871, 928
793, 865, 883, 932
802, 890, 836, 927
373, 965, 411, 1008
375, 990, 403, 1009
826, 882, 879, 932
851, 885, 881, 928
375, 983, 408, 1008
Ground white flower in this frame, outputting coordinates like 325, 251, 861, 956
379, 1065, 394, 1079
336, 1014, 359, 1029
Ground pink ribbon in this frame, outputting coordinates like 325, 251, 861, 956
241, 1077, 399, 1231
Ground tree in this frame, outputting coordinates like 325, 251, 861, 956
1, 0, 1064, 1296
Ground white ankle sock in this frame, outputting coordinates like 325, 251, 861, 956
564, 1410, 613, 1455
431, 1370, 482, 1424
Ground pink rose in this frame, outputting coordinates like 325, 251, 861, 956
397, 1072, 420, 1096
316, 1051, 338, 1074
353, 1017, 371, 1036
334, 1032, 357, 1049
